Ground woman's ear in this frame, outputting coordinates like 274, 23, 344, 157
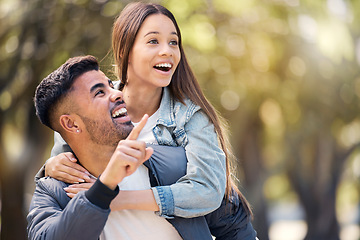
59, 115, 81, 134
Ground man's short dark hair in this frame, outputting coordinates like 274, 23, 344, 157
34, 55, 99, 130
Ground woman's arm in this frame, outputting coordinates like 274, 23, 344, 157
45, 152, 92, 183
36, 132, 93, 184
65, 144, 187, 212
154, 109, 227, 218
64, 183, 159, 211
110, 189, 159, 211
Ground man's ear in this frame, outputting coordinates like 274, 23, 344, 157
59, 114, 81, 134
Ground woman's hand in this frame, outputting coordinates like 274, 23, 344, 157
64, 182, 94, 198
45, 152, 94, 184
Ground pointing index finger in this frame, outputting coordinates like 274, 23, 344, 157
126, 114, 149, 140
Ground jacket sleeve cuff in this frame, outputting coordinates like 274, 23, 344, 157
85, 178, 119, 210
152, 186, 174, 218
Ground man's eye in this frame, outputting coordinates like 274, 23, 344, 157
95, 90, 105, 96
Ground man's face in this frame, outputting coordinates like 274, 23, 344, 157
71, 70, 133, 146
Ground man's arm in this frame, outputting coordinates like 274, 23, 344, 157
28, 115, 152, 239
27, 178, 117, 240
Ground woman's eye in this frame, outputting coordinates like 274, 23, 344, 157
169, 40, 178, 46
148, 39, 158, 44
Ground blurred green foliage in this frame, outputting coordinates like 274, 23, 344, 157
1, 0, 360, 239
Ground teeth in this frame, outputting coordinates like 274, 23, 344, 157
155, 63, 172, 68
112, 108, 127, 118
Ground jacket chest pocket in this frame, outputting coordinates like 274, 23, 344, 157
153, 126, 178, 147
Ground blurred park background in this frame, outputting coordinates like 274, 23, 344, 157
1, 0, 360, 239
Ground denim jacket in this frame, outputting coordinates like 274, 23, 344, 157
151, 87, 226, 218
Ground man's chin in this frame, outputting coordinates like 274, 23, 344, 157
124, 120, 133, 126
114, 122, 134, 139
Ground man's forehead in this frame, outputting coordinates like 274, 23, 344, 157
73, 70, 109, 90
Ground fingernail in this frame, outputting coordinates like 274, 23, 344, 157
63, 187, 68, 191
85, 170, 90, 175
78, 178, 85, 183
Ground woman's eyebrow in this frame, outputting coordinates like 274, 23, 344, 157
144, 31, 159, 37
144, 31, 178, 37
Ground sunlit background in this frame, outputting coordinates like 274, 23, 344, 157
1, 0, 359, 239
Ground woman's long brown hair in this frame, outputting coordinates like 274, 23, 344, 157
112, 2, 252, 217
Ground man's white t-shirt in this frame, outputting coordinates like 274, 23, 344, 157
100, 110, 182, 240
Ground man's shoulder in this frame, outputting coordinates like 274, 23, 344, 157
36, 177, 70, 203
38, 176, 68, 187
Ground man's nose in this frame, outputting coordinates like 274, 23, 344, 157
109, 88, 123, 102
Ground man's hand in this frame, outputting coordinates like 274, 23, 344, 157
99, 114, 153, 190
45, 152, 94, 184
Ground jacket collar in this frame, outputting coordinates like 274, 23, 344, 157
157, 87, 176, 127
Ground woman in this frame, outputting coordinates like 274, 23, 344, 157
42, 2, 256, 239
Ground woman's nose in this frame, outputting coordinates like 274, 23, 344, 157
159, 44, 173, 57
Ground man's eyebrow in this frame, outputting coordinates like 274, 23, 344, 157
90, 83, 105, 93
144, 31, 178, 37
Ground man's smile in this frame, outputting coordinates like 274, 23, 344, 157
112, 107, 127, 118
111, 102, 131, 123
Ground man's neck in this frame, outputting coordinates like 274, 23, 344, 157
69, 140, 115, 178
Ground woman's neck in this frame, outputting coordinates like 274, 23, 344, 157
123, 84, 162, 123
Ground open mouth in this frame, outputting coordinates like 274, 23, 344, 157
154, 63, 172, 72
112, 107, 127, 119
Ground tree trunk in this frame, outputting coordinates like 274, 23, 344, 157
0, 165, 27, 240
236, 116, 270, 240
304, 196, 340, 240
287, 131, 350, 240
0, 105, 51, 240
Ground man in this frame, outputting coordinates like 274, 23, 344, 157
27, 55, 183, 239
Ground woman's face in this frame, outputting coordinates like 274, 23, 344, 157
127, 14, 181, 90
